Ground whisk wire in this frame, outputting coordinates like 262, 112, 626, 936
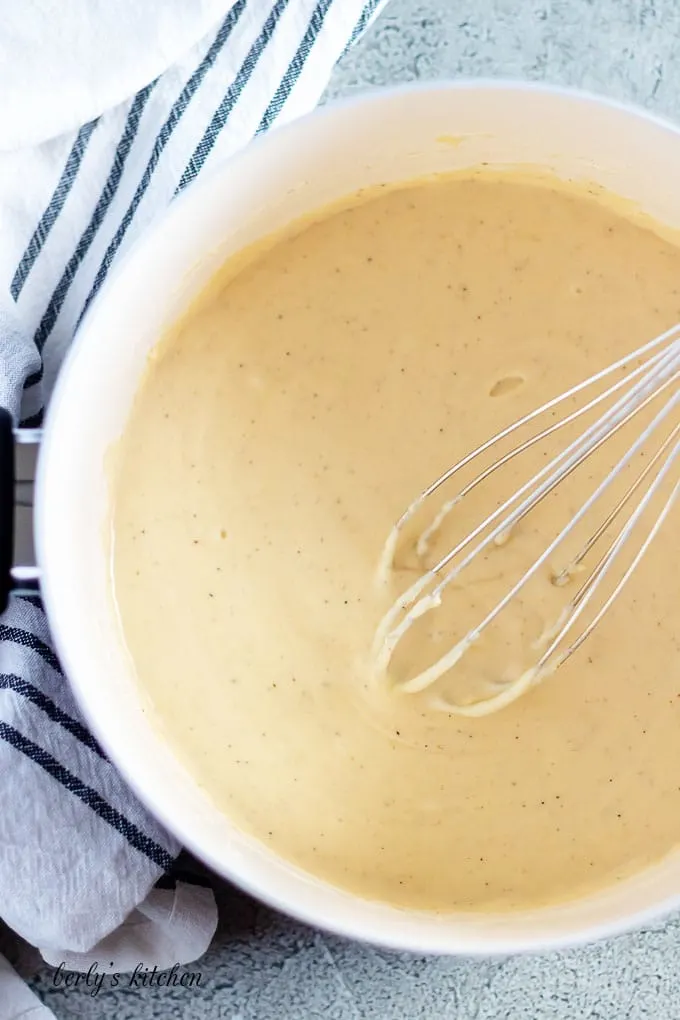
555, 419, 680, 584
380, 323, 680, 578
417, 338, 680, 559
539, 436, 680, 671
372, 327, 680, 715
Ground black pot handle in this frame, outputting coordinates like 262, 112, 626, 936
0, 410, 41, 614
0, 408, 14, 614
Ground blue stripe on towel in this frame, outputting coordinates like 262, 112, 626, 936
345, 0, 384, 51
0, 722, 175, 870
176, 0, 292, 192
257, 0, 335, 134
0, 673, 106, 760
21, 86, 156, 412
32, 83, 157, 356
11, 119, 99, 301
22, 367, 43, 391
76, 0, 248, 329
18, 410, 43, 429
0, 624, 63, 674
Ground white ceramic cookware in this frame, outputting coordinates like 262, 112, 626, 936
15, 82, 680, 954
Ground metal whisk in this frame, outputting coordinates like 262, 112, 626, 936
372, 324, 680, 717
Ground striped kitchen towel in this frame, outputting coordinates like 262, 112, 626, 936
0, 0, 386, 1009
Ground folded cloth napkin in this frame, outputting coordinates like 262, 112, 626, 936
0, 1, 386, 1014
0, 0, 231, 151
0, 955, 53, 1020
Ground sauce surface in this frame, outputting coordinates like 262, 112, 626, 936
112, 175, 680, 911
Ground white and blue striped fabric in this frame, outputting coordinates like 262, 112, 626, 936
0, 0, 386, 978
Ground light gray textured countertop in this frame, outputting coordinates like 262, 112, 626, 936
22, 1, 680, 1016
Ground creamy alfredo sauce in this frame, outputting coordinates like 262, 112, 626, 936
112, 175, 680, 911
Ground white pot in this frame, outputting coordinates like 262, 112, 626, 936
31, 81, 680, 955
